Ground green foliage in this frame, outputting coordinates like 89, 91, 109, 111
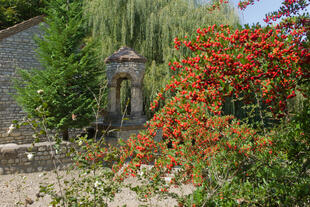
276, 80, 310, 170
112, 2, 309, 205
0, 0, 45, 30
179, 68, 310, 207
179, 129, 310, 206
177, 45, 310, 207
84, 0, 240, 117
13, 0, 104, 136
11, 82, 120, 207
39, 136, 121, 207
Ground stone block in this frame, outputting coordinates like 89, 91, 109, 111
38, 146, 45, 152
42, 156, 49, 160
0, 143, 19, 158
24, 162, 31, 165
10, 132, 21, 137
46, 160, 53, 165
26, 167, 32, 173
7, 159, 14, 164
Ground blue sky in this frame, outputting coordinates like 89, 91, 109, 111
231, 0, 309, 26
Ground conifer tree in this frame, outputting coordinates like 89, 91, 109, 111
84, 0, 240, 117
14, 0, 103, 139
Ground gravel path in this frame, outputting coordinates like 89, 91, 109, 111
0, 171, 194, 207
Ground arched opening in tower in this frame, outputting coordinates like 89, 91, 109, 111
113, 72, 133, 119
119, 78, 131, 116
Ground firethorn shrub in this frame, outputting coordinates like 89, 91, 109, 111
113, 22, 309, 206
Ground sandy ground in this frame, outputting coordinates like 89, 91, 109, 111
0, 170, 194, 207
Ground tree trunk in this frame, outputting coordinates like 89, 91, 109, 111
62, 128, 69, 141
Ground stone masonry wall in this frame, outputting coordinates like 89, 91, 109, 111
0, 142, 72, 175
0, 24, 44, 144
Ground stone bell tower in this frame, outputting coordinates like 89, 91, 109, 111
99, 47, 147, 141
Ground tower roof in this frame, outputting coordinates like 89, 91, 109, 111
104, 46, 147, 63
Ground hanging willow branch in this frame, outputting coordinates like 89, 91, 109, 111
84, 0, 240, 117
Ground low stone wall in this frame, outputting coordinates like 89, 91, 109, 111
0, 128, 48, 145
0, 128, 83, 145
0, 142, 73, 175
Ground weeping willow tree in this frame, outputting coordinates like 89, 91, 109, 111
84, 0, 240, 117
